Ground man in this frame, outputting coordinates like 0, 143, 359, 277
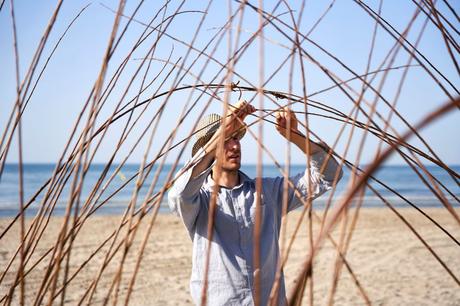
168, 101, 343, 305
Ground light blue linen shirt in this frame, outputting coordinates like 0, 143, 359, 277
168, 148, 342, 305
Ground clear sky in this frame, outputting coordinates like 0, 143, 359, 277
1, 0, 459, 166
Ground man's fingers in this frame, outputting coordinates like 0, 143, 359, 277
276, 116, 286, 129
275, 107, 286, 118
233, 100, 255, 118
276, 107, 289, 124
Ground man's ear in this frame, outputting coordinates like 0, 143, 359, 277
210, 158, 217, 174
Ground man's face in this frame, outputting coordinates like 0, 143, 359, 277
218, 136, 241, 171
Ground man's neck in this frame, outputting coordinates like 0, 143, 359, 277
212, 166, 239, 188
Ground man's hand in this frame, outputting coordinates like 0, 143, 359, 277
275, 107, 324, 155
275, 107, 300, 141
232, 99, 256, 119
224, 100, 256, 138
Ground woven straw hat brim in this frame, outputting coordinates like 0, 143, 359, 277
192, 114, 221, 157
191, 126, 246, 157
192, 133, 213, 157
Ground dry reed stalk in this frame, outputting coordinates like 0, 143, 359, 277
1, 1, 458, 305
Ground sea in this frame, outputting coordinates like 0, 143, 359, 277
0, 163, 459, 217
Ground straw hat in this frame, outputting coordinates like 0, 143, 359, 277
191, 113, 246, 156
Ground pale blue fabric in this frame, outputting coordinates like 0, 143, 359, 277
168, 148, 342, 305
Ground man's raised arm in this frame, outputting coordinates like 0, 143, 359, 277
272, 107, 343, 212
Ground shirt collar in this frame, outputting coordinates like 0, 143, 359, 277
204, 170, 253, 191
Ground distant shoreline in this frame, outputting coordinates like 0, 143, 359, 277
0, 201, 456, 219
1, 164, 458, 218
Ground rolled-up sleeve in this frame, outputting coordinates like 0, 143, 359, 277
288, 148, 343, 211
264, 147, 343, 214
168, 149, 213, 234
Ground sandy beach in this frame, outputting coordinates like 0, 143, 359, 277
0, 207, 459, 305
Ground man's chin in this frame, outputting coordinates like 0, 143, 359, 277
223, 162, 240, 171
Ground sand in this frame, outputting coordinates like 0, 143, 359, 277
0, 207, 459, 305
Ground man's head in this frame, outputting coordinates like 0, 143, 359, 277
218, 135, 241, 171
192, 113, 246, 171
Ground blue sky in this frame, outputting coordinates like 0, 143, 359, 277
1, 1, 459, 166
